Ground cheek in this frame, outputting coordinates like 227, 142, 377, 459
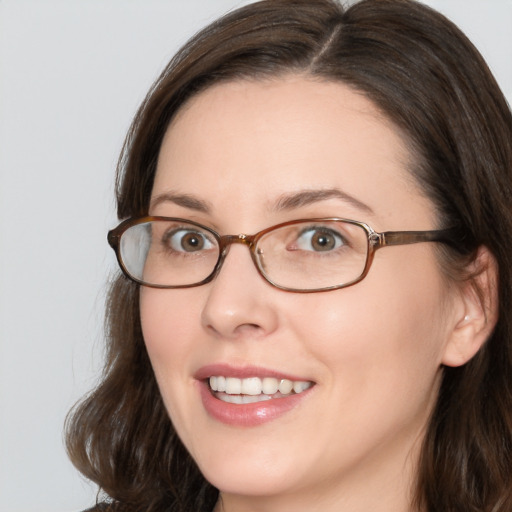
139, 288, 201, 399
140, 288, 198, 353
296, 249, 451, 391
139, 287, 210, 440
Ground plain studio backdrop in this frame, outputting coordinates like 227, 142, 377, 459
0, 1, 510, 511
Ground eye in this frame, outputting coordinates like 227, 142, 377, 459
295, 226, 345, 252
163, 228, 214, 253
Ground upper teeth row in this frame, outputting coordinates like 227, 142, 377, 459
209, 376, 312, 395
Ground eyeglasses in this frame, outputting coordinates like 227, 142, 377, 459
107, 216, 455, 293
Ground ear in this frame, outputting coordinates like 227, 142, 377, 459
442, 246, 499, 367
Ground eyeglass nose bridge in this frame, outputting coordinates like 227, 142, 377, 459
218, 233, 256, 250
211, 232, 261, 278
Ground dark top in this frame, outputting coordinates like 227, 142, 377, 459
82, 505, 111, 512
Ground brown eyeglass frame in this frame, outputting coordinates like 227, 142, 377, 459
107, 216, 457, 293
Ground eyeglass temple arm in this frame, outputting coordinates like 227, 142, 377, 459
371, 228, 456, 248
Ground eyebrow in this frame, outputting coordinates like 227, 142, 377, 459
272, 188, 374, 215
150, 192, 212, 213
150, 187, 374, 216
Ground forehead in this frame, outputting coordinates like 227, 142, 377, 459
153, 75, 434, 231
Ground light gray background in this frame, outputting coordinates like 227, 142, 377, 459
0, 1, 511, 511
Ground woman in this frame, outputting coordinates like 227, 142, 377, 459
66, 0, 512, 511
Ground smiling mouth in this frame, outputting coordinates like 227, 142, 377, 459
208, 376, 314, 404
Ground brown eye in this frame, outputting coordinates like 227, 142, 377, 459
311, 231, 335, 251
181, 232, 204, 251
164, 229, 214, 253
296, 227, 344, 252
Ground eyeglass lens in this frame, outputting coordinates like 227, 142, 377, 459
119, 219, 370, 290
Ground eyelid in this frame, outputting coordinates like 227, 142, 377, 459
296, 223, 348, 239
283, 223, 346, 252
160, 219, 218, 235
297, 223, 344, 232
149, 214, 220, 234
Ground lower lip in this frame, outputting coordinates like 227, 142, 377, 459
198, 381, 313, 427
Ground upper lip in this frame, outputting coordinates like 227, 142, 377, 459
194, 363, 314, 382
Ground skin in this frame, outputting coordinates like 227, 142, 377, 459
140, 76, 485, 512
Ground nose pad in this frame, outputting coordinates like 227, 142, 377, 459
201, 244, 279, 339
211, 234, 265, 283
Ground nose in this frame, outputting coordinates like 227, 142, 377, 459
201, 243, 279, 340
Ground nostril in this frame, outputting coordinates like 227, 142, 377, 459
233, 323, 265, 337
205, 321, 263, 339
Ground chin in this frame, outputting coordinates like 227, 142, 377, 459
202, 464, 299, 498
189, 438, 307, 497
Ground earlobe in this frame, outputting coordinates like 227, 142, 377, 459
442, 246, 499, 368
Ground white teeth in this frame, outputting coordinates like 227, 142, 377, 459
217, 375, 226, 392
209, 376, 313, 397
241, 377, 262, 396
293, 380, 310, 393
225, 377, 242, 395
262, 377, 279, 395
220, 394, 273, 404
278, 379, 293, 394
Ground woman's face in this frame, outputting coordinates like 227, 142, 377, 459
141, 76, 462, 509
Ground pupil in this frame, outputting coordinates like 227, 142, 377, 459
182, 233, 203, 251
312, 232, 334, 251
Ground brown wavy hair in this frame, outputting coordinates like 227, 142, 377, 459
66, 1, 512, 511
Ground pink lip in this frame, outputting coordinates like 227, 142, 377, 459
195, 364, 315, 427
194, 363, 309, 381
